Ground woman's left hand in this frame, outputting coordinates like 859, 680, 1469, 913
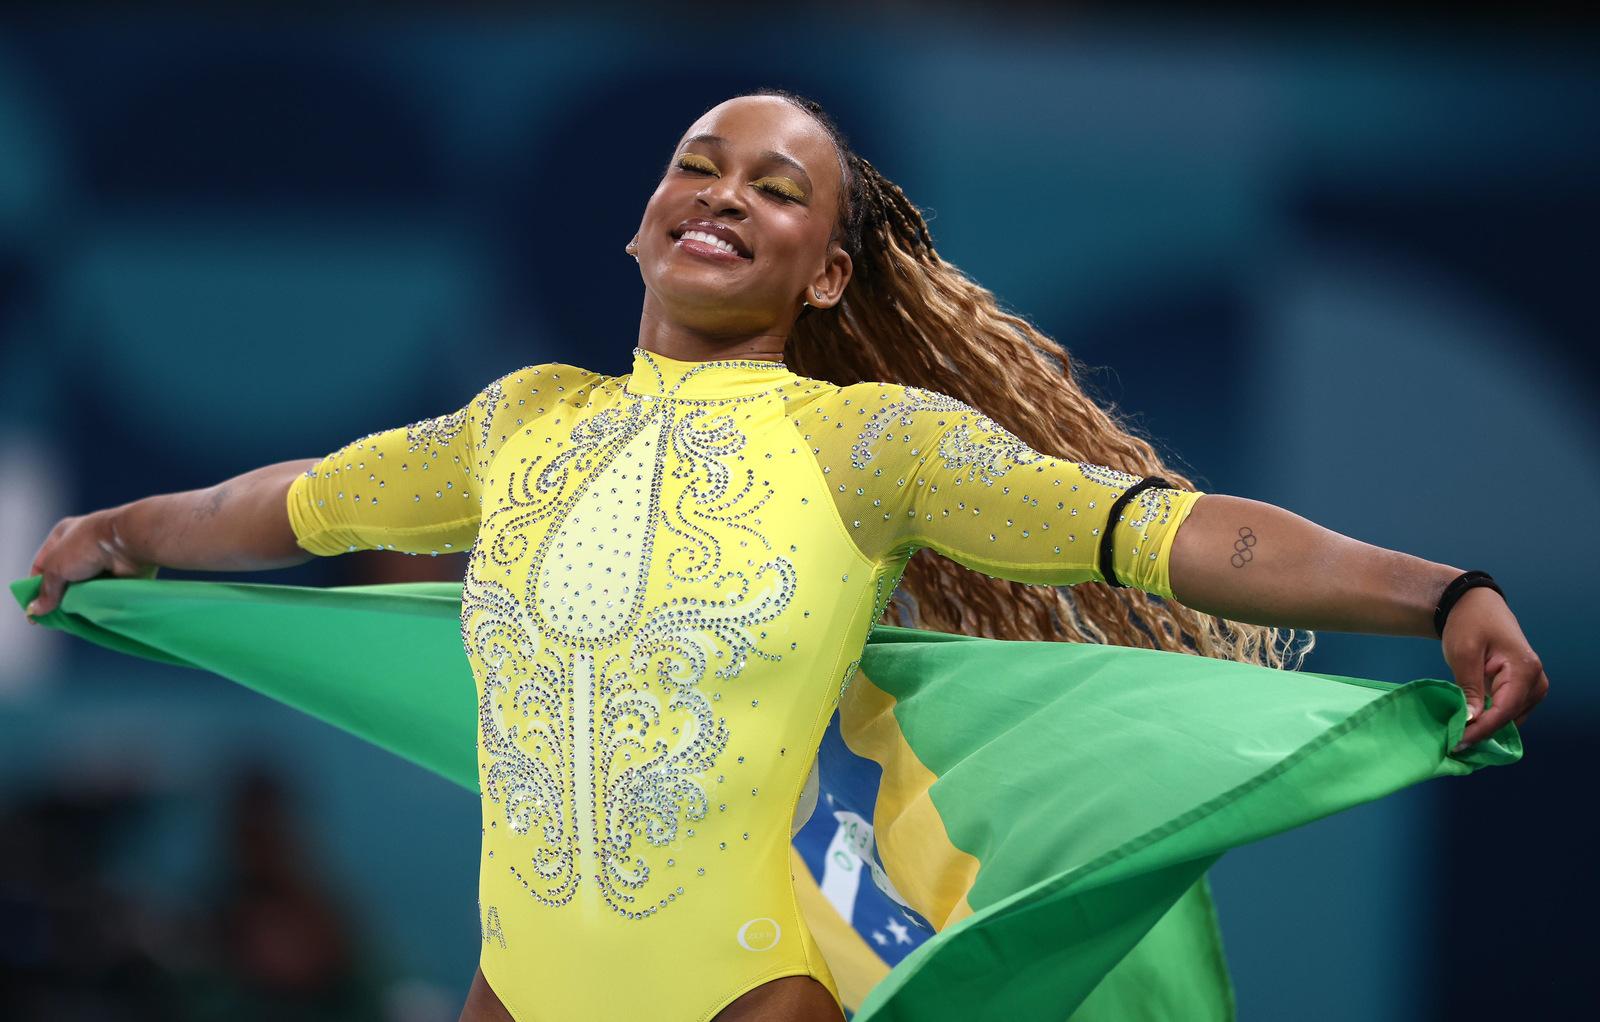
1440, 587, 1549, 751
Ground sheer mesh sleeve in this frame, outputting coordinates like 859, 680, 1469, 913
286, 364, 562, 557
813, 383, 1204, 602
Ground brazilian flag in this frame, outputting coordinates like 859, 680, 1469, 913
10, 576, 1519, 1020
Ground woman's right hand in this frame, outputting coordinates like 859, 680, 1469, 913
25, 509, 159, 619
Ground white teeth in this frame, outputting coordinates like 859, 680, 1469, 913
679, 229, 741, 256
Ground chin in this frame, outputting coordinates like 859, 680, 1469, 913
656, 274, 751, 305
657, 286, 769, 328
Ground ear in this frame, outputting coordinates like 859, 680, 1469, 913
805, 245, 853, 308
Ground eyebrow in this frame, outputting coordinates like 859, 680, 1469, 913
677, 133, 812, 188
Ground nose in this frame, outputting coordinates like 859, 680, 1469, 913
695, 173, 747, 219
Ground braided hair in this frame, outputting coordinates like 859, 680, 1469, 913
733, 87, 1311, 669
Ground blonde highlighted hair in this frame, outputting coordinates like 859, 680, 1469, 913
742, 87, 1312, 670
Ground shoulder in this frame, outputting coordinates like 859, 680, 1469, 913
781, 376, 994, 473
831, 380, 991, 440
477, 361, 615, 416
782, 376, 979, 420
465, 363, 617, 468
484, 361, 611, 398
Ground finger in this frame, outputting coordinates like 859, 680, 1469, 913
1458, 663, 1530, 748
29, 540, 54, 577
29, 572, 66, 617
1449, 640, 1488, 724
29, 520, 68, 576
1514, 670, 1550, 726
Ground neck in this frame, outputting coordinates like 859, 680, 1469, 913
625, 345, 796, 400
636, 300, 789, 363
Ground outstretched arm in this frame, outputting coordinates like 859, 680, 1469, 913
25, 459, 320, 618
1168, 493, 1548, 748
111, 459, 318, 572
827, 382, 1549, 752
25, 381, 489, 618
1166, 494, 1459, 637
25, 362, 566, 619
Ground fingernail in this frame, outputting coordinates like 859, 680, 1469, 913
1465, 706, 1478, 723
25, 600, 38, 616
1451, 740, 1469, 754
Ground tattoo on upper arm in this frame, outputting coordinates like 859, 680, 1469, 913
1230, 526, 1257, 568
195, 483, 229, 520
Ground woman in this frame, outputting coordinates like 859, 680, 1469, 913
25, 89, 1548, 1022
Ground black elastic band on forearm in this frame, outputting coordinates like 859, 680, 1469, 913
1433, 570, 1504, 638
1097, 476, 1174, 589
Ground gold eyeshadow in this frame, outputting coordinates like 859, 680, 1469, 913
675, 153, 807, 202
761, 178, 806, 201
677, 153, 719, 174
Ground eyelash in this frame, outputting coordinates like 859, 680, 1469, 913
675, 157, 803, 202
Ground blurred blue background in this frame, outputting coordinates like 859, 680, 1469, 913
2, 6, 1593, 1019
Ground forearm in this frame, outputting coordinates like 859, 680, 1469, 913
107, 459, 321, 572
1166, 494, 1461, 638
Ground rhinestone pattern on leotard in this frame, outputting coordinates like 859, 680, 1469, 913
463, 361, 801, 921
793, 380, 1203, 598
284, 351, 1206, 1021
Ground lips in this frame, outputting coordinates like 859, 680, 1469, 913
670, 218, 752, 258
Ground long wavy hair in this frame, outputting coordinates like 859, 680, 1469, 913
739, 86, 1313, 670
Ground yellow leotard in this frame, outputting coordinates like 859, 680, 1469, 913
285, 347, 1205, 1021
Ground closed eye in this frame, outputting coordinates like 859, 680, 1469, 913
676, 154, 719, 176
759, 181, 804, 203
675, 156, 803, 203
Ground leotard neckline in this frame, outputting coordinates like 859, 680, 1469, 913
623, 346, 797, 401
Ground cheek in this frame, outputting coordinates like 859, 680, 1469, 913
767, 216, 818, 258
769, 225, 828, 283
639, 186, 673, 226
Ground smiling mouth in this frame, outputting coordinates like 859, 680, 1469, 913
671, 229, 752, 261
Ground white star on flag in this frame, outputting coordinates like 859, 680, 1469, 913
871, 930, 888, 946
886, 918, 911, 944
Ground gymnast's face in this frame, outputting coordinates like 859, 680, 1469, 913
632, 95, 851, 334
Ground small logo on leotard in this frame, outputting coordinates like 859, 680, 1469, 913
480, 901, 507, 949
736, 917, 781, 952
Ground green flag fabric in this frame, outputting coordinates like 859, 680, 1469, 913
9, 575, 1520, 1020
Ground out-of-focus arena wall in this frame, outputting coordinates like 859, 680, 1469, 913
2, 9, 1592, 1019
